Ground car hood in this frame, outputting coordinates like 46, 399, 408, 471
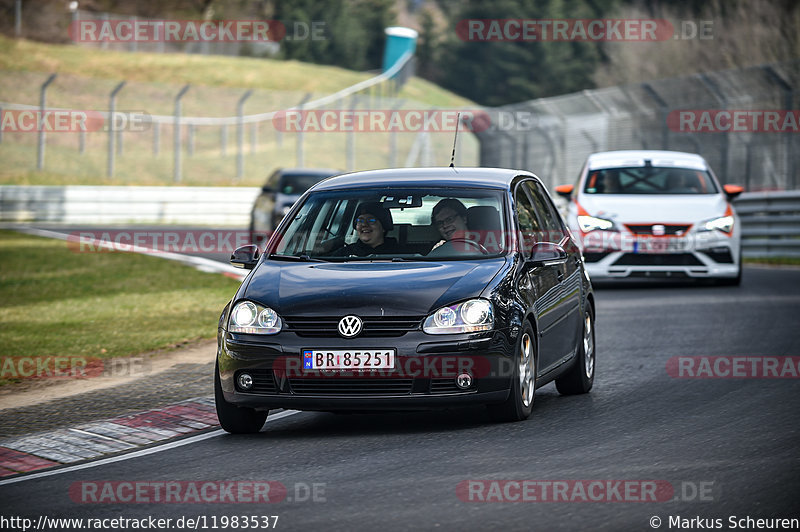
577, 194, 729, 224
243, 258, 508, 316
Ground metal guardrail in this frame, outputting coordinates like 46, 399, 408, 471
0, 185, 260, 226
735, 191, 800, 258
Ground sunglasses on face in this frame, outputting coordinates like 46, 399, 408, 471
355, 217, 378, 226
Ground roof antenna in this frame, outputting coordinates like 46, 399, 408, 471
449, 112, 461, 169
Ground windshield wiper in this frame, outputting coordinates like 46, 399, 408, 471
268, 253, 326, 262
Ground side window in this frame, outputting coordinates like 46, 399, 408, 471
514, 186, 541, 254
523, 181, 564, 244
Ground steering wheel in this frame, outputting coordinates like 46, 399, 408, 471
449, 237, 489, 255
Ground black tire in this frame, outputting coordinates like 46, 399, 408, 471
487, 322, 536, 422
215, 363, 268, 434
556, 306, 595, 395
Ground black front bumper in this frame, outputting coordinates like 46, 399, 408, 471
217, 328, 515, 412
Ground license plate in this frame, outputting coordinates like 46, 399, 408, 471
633, 237, 689, 254
302, 349, 395, 370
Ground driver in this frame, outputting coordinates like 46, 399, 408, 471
429, 198, 469, 253
332, 201, 399, 256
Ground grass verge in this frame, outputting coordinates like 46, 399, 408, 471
743, 257, 800, 266
0, 229, 239, 385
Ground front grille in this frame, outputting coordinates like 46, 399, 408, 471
283, 316, 423, 338
613, 253, 704, 266
287, 377, 413, 395
625, 224, 692, 236
236, 369, 277, 394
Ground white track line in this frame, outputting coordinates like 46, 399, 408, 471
0, 410, 300, 487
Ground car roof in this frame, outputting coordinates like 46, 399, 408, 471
312, 167, 532, 191
586, 150, 709, 171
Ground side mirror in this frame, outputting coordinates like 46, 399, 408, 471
554, 184, 574, 199
230, 245, 260, 270
723, 184, 744, 201
529, 242, 568, 267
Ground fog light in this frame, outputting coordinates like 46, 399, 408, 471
456, 373, 473, 389
237, 373, 254, 391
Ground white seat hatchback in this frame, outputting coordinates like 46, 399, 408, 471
556, 150, 743, 285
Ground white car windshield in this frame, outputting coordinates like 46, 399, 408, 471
584, 167, 719, 194
271, 187, 508, 261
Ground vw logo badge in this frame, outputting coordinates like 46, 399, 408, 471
338, 315, 363, 338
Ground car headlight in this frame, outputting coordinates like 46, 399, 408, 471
423, 299, 493, 334
577, 215, 616, 233
229, 301, 282, 334
699, 215, 734, 234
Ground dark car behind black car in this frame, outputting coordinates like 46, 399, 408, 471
249, 168, 339, 245
218, 167, 595, 433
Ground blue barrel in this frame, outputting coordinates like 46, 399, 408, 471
382, 27, 418, 73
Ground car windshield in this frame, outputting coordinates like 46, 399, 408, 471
583, 167, 719, 195
271, 187, 508, 261
278, 173, 333, 195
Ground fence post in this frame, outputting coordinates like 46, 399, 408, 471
641, 83, 669, 150
107, 81, 125, 177
236, 89, 252, 179
346, 95, 357, 170
14, 0, 21, 37
389, 99, 404, 167
697, 74, 729, 181
101, 13, 109, 50
37, 73, 57, 170
295, 93, 312, 167
173, 84, 190, 183
250, 123, 257, 154
764, 66, 795, 190
130, 16, 137, 53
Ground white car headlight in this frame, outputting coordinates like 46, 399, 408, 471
577, 215, 615, 233
423, 299, 493, 334
699, 215, 734, 234
229, 301, 282, 334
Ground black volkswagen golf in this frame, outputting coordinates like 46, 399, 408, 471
216, 168, 595, 433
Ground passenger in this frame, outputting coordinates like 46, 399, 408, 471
333, 202, 399, 256
429, 198, 469, 253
